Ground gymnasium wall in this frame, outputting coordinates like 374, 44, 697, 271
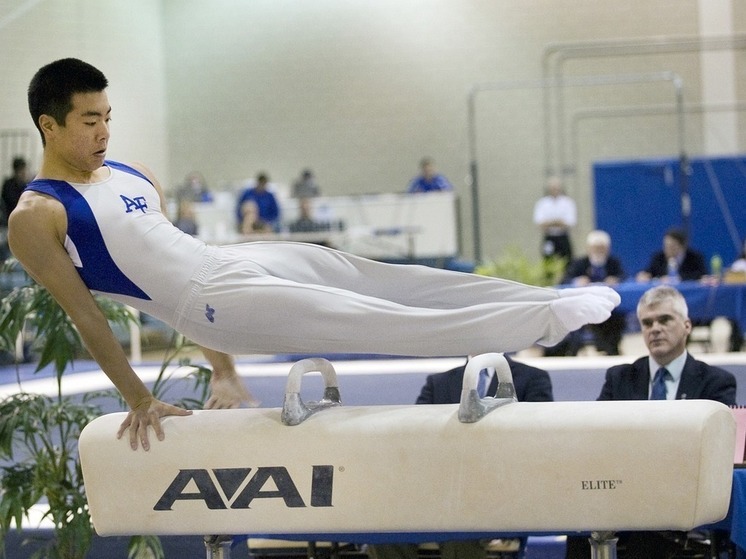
0, 1, 744, 261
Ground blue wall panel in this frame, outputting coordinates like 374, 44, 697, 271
593, 155, 746, 277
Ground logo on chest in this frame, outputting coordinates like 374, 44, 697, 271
120, 194, 148, 213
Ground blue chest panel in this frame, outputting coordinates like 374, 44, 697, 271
26, 166, 151, 300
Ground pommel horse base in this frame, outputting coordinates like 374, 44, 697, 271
79, 354, 736, 559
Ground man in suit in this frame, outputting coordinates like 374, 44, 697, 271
546, 230, 626, 356
599, 285, 735, 404
636, 227, 707, 283
417, 354, 553, 405
567, 285, 736, 559
370, 355, 552, 559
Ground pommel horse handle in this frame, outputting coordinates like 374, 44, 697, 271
281, 357, 342, 426
458, 352, 517, 423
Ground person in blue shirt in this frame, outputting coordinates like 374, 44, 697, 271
236, 172, 280, 231
406, 157, 453, 193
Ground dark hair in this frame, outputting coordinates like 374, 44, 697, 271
28, 58, 108, 145
12, 157, 26, 172
664, 227, 687, 247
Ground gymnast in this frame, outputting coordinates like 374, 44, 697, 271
8, 58, 620, 450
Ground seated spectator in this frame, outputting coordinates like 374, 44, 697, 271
177, 170, 213, 202
239, 200, 273, 235
291, 168, 320, 198
599, 284, 736, 403
545, 230, 626, 356
236, 172, 280, 231
173, 198, 199, 236
288, 197, 330, 233
563, 229, 624, 286
636, 228, 739, 349
417, 354, 553, 404
406, 157, 453, 193
636, 227, 706, 283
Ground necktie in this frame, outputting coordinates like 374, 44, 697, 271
477, 368, 490, 398
651, 367, 670, 400
590, 264, 605, 283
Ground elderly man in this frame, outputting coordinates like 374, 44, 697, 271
546, 230, 626, 356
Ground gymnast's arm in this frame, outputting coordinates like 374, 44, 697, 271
8, 192, 192, 451
130, 163, 260, 410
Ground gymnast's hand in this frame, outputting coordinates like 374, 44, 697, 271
206, 373, 261, 409
117, 397, 193, 451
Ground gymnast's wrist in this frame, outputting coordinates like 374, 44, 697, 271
130, 394, 154, 412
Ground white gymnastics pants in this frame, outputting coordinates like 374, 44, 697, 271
171, 241, 570, 357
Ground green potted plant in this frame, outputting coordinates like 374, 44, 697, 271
474, 245, 567, 286
0, 259, 210, 559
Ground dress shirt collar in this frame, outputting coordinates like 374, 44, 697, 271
649, 351, 686, 382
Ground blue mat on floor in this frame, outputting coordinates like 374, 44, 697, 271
525, 536, 566, 559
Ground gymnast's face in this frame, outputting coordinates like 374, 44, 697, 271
42, 90, 111, 176
638, 300, 692, 366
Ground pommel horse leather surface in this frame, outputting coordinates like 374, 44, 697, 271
79, 400, 735, 537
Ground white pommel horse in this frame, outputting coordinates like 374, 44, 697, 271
79, 353, 736, 559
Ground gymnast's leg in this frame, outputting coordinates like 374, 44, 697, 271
178, 268, 615, 357
225, 242, 617, 308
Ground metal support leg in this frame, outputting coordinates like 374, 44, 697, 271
589, 531, 618, 559
204, 535, 232, 559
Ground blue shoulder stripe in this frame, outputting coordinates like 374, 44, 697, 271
24, 178, 150, 300
104, 160, 153, 185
